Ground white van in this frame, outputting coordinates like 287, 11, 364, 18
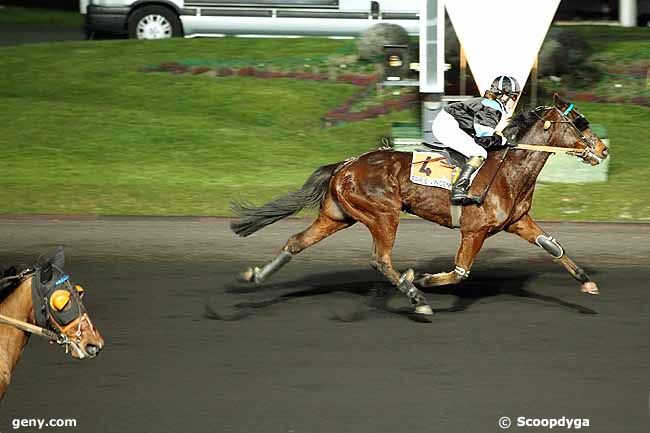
80, 0, 419, 39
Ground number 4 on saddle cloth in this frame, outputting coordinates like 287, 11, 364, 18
409, 146, 478, 191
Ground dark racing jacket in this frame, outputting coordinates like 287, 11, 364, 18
444, 97, 507, 149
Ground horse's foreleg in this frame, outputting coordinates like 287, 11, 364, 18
240, 213, 352, 284
505, 214, 598, 295
416, 229, 488, 287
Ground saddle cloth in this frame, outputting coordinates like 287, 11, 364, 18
409, 151, 459, 190
409, 146, 487, 190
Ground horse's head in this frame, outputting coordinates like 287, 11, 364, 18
540, 94, 609, 165
33, 247, 104, 360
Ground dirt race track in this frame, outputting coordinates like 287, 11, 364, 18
0, 217, 648, 433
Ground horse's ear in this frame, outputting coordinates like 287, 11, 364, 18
40, 246, 65, 268
51, 246, 65, 269
553, 93, 568, 109
39, 247, 64, 283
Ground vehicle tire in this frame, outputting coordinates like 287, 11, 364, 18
127, 6, 182, 40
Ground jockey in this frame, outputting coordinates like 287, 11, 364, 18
432, 75, 521, 205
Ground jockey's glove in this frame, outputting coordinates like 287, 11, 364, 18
495, 134, 517, 148
475, 135, 514, 149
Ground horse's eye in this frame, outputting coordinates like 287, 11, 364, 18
50, 290, 71, 312
75, 284, 85, 299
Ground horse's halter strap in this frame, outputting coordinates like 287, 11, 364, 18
523, 105, 600, 161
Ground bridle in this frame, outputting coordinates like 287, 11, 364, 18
0, 268, 89, 355
477, 104, 603, 205
44, 266, 93, 357
524, 104, 602, 163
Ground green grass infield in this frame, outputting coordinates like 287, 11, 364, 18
1, 37, 648, 221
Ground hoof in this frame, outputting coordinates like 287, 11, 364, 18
408, 310, 433, 323
415, 304, 433, 315
581, 281, 599, 295
238, 267, 258, 283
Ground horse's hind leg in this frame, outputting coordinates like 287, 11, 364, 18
240, 211, 352, 284
415, 228, 489, 287
505, 214, 599, 294
362, 215, 432, 316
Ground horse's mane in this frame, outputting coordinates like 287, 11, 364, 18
503, 107, 547, 141
0, 266, 21, 303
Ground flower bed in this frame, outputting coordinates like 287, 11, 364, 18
143, 62, 418, 126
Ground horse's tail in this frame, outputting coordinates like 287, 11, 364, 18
230, 162, 341, 237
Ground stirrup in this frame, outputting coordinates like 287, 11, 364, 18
450, 187, 470, 205
450, 194, 468, 205
452, 195, 482, 206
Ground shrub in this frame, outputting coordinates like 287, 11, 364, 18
539, 28, 594, 78
159, 61, 181, 70
170, 65, 188, 74
217, 67, 233, 77
237, 66, 256, 76
190, 66, 211, 75
357, 23, 409, 61
254, 69, 273, 78
630, 96, 650, 107
574, 92, 600, 102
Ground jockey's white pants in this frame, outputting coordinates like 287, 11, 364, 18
432, 109, 487, 159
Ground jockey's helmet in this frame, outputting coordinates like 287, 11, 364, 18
490, 76, 521, 97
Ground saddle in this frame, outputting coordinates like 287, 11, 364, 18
421, 143, 468, 168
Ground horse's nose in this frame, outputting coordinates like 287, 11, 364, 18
85, 344, 101, 357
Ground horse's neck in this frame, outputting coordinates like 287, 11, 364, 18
501, 126, 553, 187
0, 278, 34, 376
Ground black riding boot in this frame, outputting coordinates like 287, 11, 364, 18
451, 156, 484, 205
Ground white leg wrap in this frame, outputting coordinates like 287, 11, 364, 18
454, 266, 470, 280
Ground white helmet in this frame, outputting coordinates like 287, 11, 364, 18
490, 76, 521, 97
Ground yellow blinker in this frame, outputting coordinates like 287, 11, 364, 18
50, 290, 71, 312
75, 284, 85, 298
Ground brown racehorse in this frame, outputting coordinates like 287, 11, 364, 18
231, 94, 609, 319
0, 247, 104, 400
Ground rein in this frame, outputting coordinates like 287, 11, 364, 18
513, 143, 586, 155
0, 313, 60, 341
511, 105, 598, 159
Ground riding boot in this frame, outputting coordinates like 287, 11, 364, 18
451, 156, 485, 205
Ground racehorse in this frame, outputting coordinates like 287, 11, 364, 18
231, 94, 609, 320
0, 247, 104, 400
